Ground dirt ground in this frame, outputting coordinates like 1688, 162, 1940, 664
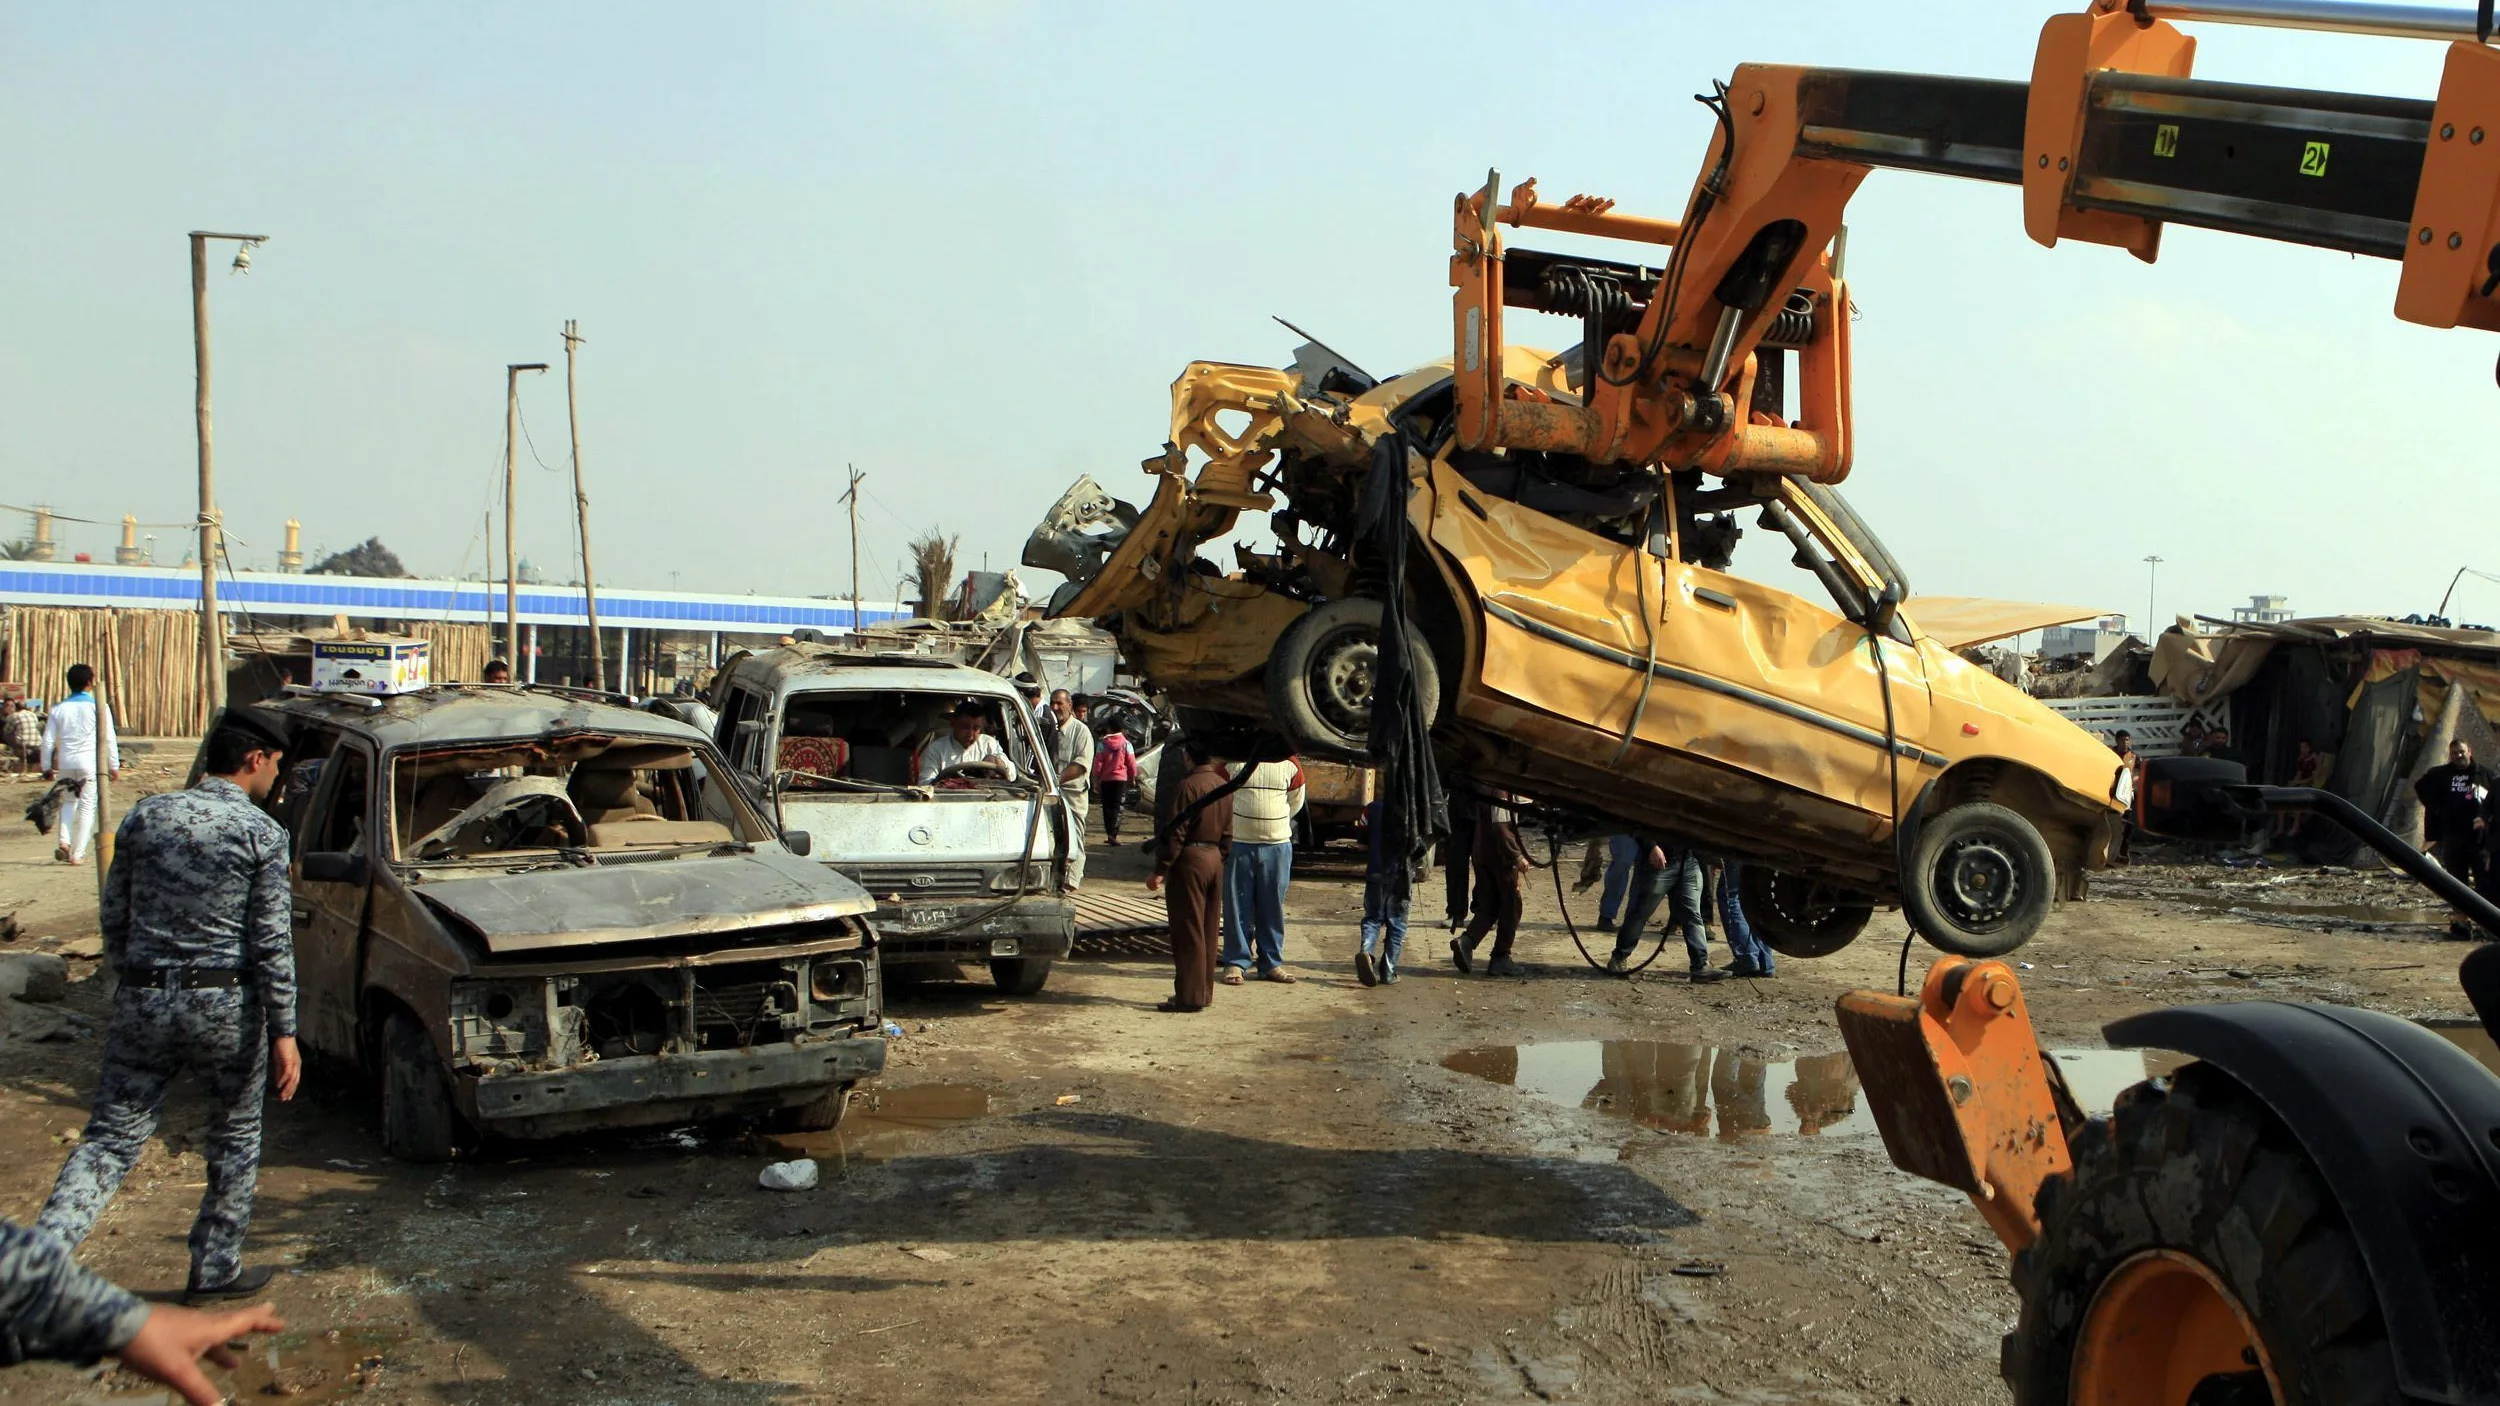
0, 756, 2485, 1405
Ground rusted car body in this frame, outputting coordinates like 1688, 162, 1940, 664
250, 686, 884, 1159
1025, 347, 2128, 956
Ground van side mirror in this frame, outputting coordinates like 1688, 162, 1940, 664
782, 830, 813, 857
300, 851, 368, 886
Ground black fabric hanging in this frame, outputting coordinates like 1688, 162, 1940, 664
1357, 430, 1448, 902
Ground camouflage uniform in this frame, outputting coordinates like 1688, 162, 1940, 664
36, 776, 295, 1291
0, 1217, 148, 1366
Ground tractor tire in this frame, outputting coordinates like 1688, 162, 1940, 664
769, 1081, 854, 1133
380, 1010, 463, 1164
990, 956, 1053, 995
1266, 598, 1439, 763
1901, 801, 2055, 957
1738, 867, 1874, 958
2006, 1064, 2398, 1405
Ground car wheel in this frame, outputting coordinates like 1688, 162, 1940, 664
1738, 867, 1873, 957
2006, 1064, 2396, 1405
768, 1081, 854, 1133
990, 957, 1052, 995
1902, 801, 2055, 957
380, 1010, 462, 1164
1266, 598, 1439, 762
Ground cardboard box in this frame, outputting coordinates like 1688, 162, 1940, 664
311, 638, 431, 695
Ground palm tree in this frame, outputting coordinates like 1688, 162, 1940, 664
910, 530, 958, 621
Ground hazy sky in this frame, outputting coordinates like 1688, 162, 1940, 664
3, 3, 2488, 627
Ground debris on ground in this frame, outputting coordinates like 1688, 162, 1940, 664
0, 951, 68, 1003
757, 1158, 819, 1192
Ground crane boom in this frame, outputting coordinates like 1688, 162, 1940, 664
1451, 0, 2500, 489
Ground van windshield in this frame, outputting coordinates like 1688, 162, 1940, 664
392, 734, 765, 863
776, 689, 1043, 795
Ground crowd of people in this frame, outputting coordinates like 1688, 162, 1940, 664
1142, 737, 1773, 1012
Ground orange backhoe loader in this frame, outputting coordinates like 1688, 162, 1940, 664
1035, 0, 2500, 1397
1697, 2, 2500, 1402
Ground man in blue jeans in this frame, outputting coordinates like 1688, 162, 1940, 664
1353, 800, 1408, 986
1220, 757, 1305, 983
1596, 834, 1640, 929
1607, 842, 1728, 983
1712, 856, 1775, 978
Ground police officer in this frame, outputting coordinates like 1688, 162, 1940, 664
35, 706, 300, 1304
2, 1216, 284, 1405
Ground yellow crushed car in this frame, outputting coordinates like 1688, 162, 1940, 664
1024, 345, 2131, 957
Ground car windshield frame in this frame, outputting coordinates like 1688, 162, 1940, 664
769, 680, 1057, 798
382, 727, 770, 866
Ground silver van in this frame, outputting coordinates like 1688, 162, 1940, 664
712, 648, 1076, 994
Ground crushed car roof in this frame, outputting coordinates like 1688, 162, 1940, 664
733, 646, 1024, 697
252, 686, 710, 749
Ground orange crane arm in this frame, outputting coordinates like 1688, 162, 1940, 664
1452, 0, 2500, 487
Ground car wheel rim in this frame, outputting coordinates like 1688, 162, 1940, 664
2072, 1249, 2276, 1406
1771, 876, 1847, 932
1310, 629, 1377, 737
1938, 835, 2022, 929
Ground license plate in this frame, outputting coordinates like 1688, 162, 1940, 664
989, 938, 1020, 957
900, 907, 957, 930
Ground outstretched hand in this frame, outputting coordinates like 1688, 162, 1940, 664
119, 1300, 286, 1406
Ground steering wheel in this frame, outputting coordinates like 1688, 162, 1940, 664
934, 763, 1005, 781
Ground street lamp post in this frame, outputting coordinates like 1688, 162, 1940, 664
190, 229, 268, 721
2142, 554, 2164, 637
503, 363, 550, 662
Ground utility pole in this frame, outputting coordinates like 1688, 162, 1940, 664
504, 362, 550, 662
842, 465, 865, 634
2142, 554, 2164, 637
562, 322, 604, 691
189, 229, 268, 720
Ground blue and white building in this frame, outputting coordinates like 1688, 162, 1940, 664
0, 559, 910, 688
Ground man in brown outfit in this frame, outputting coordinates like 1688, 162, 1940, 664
1147, 738, 1233, 1012
1451, 792, 1531, 977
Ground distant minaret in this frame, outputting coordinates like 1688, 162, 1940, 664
29, 509, 56, 562
114, 515, 141, 566
279, 519, 303, 573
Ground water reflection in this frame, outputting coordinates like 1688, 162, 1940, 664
1443, 1041, 2178, 1140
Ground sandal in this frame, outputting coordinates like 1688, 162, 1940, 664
1219, 968, 1245, 986
1257, 967, 1298, 984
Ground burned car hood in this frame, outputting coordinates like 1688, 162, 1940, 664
411, 849, 873, 955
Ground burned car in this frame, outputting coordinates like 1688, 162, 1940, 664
248, 685, 883, 1160
1026, 346, 2130, 957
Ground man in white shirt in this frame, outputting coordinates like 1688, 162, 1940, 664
917, 702, 1016, 784
1046, 690, 1096, 889
1220, 755, 1306, 983
40, 664, 121, 866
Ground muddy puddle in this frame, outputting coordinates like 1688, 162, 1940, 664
766, 1083, 989, 1162
88, 1326, 408, 1403
1442, 1041, 2186, 1140
2151, 891, 2451, 930
2428, 1019, 2500, 1074
1448, 1024, 2500, 1140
